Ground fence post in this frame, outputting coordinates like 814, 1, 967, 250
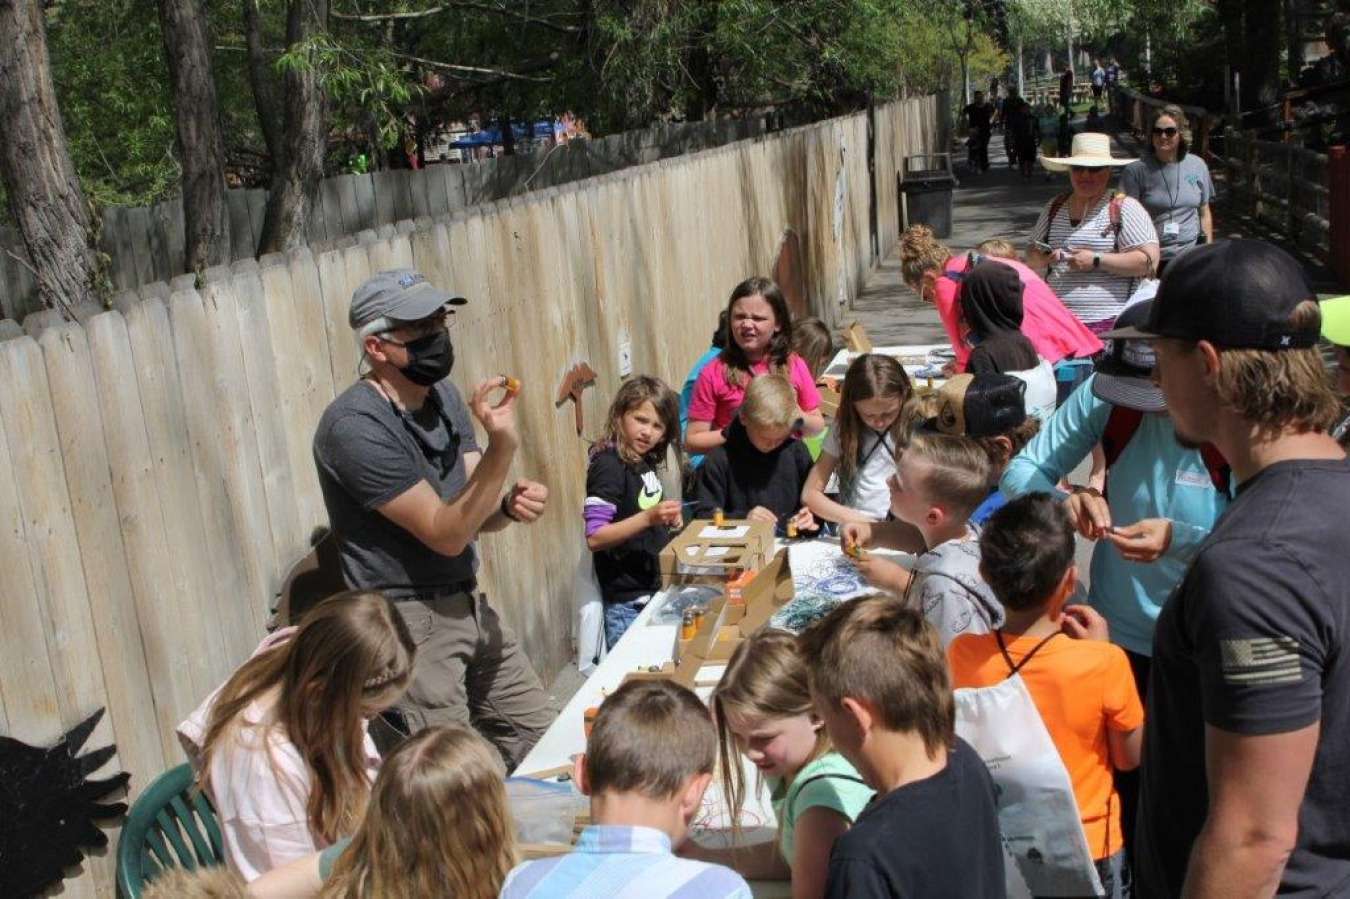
1329, 146, 1350, 286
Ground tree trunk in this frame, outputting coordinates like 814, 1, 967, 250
241, 0, 282, 167
256, 0, 330, 255
157, 0, 231, 272
1242, 0, 1283, 118
0, 0, 98, 317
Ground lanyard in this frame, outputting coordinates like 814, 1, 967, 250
995, 629, 1060, 677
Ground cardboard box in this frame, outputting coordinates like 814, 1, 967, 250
816, 379, 842, 418
844, 320, 873, 353
659, 518, 774, 587
673, 549, 795, 669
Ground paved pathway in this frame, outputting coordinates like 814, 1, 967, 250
851, 116, 1344, 347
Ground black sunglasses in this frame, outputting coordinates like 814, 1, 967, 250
1070, 165, 1107, 173
1152, 127, 1179, 137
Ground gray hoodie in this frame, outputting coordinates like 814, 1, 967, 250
903, 528, 1005, 647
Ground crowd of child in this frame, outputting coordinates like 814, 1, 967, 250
157, 229, 1350, 899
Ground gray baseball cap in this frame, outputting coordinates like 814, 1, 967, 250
349, 269, 467, 330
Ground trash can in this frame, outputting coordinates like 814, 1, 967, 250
899, 168, 956, 238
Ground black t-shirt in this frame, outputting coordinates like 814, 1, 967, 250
313, 379, 480, 596
1137, 459, 1350, 897
825, 739, 1005, 898
584, 447, 672, 604
964, 103, 993, 131
692, 420, 813, 525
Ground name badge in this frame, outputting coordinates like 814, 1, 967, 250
1175, 469, 1211, 489
1163, 222, 1181, 237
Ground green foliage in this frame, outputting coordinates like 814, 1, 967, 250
45, 0, 179, 209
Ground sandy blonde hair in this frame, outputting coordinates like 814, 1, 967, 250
142, 866, 248, 899
321, 725, 515, 899
200, 592, 415, 844
1210, 303, 1341, 432
712, 629, 831, 846
798, 596, 954, 757
900, 430, 994, 520
595, 375, 682, 467
975, 238, 1018, 260
899, 225, 952, 289
741, 374, 799, 429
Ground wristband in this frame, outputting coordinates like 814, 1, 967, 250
500, 493, 521, 522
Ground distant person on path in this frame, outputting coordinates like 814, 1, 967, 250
1059, 62, 1075, 111
1027, 133, 1159, 339
1110, 240, 1350, 896
1090, 61, 1106, 106
313, 269, 555, 767
963, 90, 994, 172
1121, 104, 1214, 275
1104, 58, 1122, 111
1002, 90, 1039, 178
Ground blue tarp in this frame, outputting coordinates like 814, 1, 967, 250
447, 120, 555, 148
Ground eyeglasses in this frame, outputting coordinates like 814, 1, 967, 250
1152, 127, 1179, 137
1070, 165, 1107, 174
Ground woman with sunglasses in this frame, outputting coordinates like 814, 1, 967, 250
1120, 105, 1215, 275
1027, 133, 1159, 344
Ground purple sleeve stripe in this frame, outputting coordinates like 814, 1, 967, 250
583, 497, 617, 537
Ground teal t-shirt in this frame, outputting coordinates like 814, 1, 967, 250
317, 837, 352, 881
768, 752, 873, 862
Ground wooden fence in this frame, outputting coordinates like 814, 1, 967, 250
1216, 132, 1330, 259
0, 117, 769, 321
0, 94, 940, 896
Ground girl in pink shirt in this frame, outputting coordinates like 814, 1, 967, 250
685, 277, 824, 454
178, 591, 416, 881
899, 226, 1102, 372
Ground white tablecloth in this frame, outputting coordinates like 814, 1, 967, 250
513, 537, 916, 896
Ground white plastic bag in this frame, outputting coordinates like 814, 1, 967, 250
574, 550, 606, 677
955, 674, 1103, 897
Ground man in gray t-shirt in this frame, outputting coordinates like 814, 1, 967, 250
1120, 151, 1214, 262
313, 268, 555, 766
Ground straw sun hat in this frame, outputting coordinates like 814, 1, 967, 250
1042, 133, 1133, 172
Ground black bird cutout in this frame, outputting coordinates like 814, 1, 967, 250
0, 709, 131, 897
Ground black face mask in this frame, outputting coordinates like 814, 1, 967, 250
398, 330, 454, 386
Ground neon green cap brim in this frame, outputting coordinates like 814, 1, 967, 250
1321, 296, 1350, 346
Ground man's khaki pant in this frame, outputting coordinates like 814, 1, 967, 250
390, 589, 557, 769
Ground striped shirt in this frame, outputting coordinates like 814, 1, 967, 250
500, 825, 752, 899
1033, 192, 1158, 326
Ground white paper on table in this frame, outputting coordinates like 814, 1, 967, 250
697, 525, 750, 539
686, 544, 732, 558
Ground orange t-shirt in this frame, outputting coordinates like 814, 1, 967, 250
947, 632, 1144, 859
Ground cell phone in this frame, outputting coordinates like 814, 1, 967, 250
1032, 239, 1054, 253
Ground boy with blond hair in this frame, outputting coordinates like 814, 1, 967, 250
846, 421, 1004, 647
799, 597, 1005, 898
501, 680, 750, 898
694, 375, 817, 534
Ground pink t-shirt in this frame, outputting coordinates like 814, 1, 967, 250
934, 255, 1103, 371
686, 353, 821, 430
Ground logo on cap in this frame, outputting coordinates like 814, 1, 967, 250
398, 273, 427, 290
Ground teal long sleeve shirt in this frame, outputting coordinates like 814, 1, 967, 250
1000, 374, 1230, 656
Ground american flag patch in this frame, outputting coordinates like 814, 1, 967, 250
1219, 637, 1302, 686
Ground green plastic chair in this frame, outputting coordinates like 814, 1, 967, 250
115, 764, 225, 898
